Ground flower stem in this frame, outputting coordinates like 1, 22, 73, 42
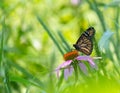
72, 60, 78, 81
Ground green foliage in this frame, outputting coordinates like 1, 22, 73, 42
0, 0, 120, 93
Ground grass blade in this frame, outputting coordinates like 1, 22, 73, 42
8, 60, 45, 89
57, 31, 71, 52
0, 17, 11, 93
86, 0, 106, 32
37, 16, 64, 55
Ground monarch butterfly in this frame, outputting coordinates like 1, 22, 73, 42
73, 27, 95, 55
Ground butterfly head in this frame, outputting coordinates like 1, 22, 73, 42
73, 44, 79, 50
86, 27, 95, 37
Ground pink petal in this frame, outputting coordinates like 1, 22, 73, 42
56, 69, 60, 78
57, 60, 72, 69
87, 58, 95, 66
89, 62, 98, 70
76, 56, 95, 66
55, 60, 72, 78
64, 66, 74, 80
64, 69, 69, 80
79, 62, 88, 75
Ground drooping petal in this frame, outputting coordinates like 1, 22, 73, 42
87, 58, 95, 67
56, 69, 60, 78
64, 66, 74, 80
86, 57, 98, 69
69, 66, 74, 75
89, 62, 98, 70
79, 62, 88, 75
76, 56, 96, 68
59, 60, 72, 69
55, 60, 72, 78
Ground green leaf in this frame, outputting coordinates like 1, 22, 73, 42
98, 30, 114, 52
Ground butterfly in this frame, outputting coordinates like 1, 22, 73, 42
73, 27, 95, 55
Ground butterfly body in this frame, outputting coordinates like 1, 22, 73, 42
73, 27, 95, 55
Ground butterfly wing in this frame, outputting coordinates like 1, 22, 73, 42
73, 27, 95, 55
73, 34, 93, 55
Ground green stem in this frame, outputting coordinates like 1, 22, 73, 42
72, 60, 78, 81
94, 38, 107, 76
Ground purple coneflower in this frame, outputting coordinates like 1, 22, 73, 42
56, 50, 101, 80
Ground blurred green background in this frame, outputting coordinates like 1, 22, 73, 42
0, 0, 120, 93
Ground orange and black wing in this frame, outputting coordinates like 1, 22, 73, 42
73, 27, 95, 55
